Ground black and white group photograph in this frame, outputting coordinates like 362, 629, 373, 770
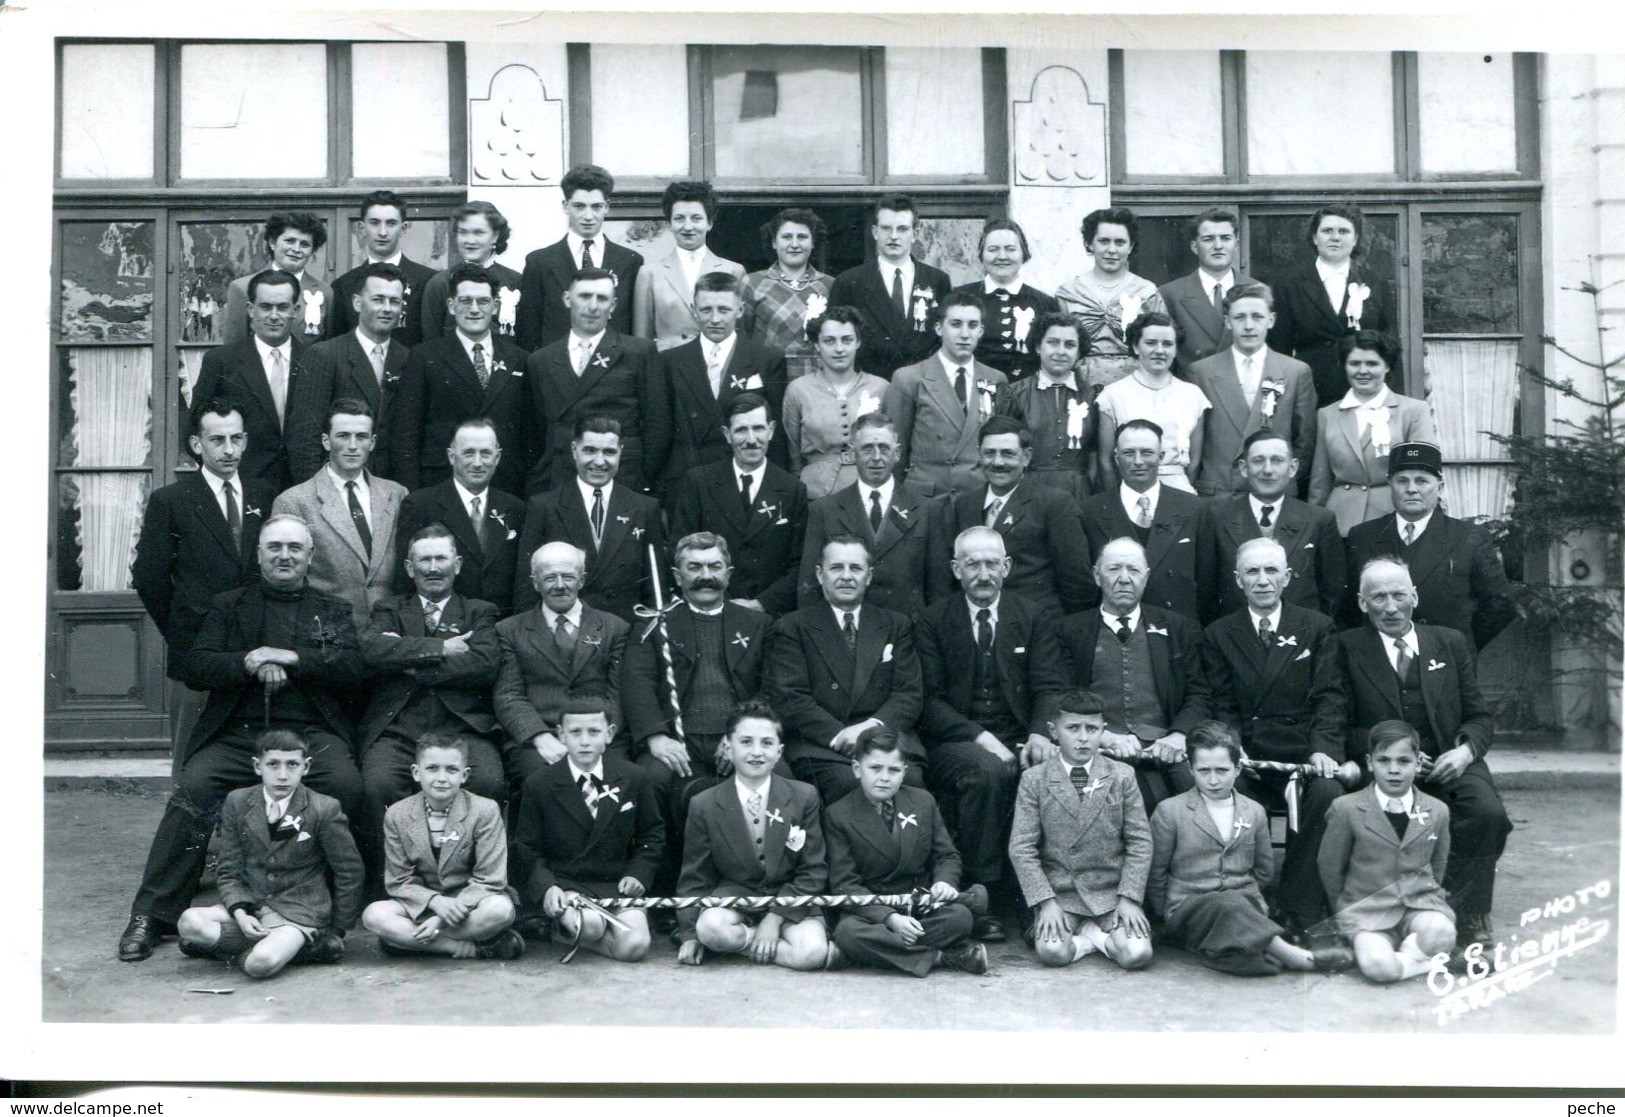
4, 0, 1622, 1095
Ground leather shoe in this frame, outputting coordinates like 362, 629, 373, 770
512, 914, 553, 942
971, 915, 1008, 943
1310, 945, 1356, 973
297, 930, 346, 965
938, 941, 989, 975
1457, 912, 1495, 950
177, 937, 216, 960
474, 928, 527, 961
118, 915, 171, 962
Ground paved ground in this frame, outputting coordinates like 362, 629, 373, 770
41, 783, 1620, 1033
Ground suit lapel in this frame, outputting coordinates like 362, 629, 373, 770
1176, 276, 1224, 350
1404, 517, 1453, 590
850, 611, 885, 707
920, 359, 966, 429
342, 335, 382, 410
1255, 614, 1301, 693
187, 473, 241, 562
594, 487, 634, 566
1302, 268, 1343, 331
807, 607, 856, 696
246, 791, 275, 850
1354, 627, 1405, 709
1185, 793, 1223, 847
1208, 355, 1252, 439
761, 778, 792, 882
435, 792, 472, 873
849, 800, 905, 874
1415, 626, 1450, 748
315, 471, 368, 565
365, 471, 394, 574
235, 345, 283, 429
1146, 502, 1185, 574
1357, 792, 1402, 849
559, 331, 621, 412
715, 782, 760, 872
570, 609, 611, 678
550, 768, 596, 832
525, 608, 570, 673
875, 487, 923, 556
434, 485, 486, 564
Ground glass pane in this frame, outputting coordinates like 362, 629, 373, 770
351, 43, 451, 178
591, 45, 690, 177
1122, 52, 1224, 177
1419, 53, 1517, 175
1246, 53, 1395, 176
179, 221, 330, 344
1125, 215, 1202, 288
1425, 338, 1519, 462
60, 221, 155, 343
886, 48, 984, 177
1422, 214, 1519, 333
346, 218, 451, 272
713, 46, 863, 179
59, 44, 155, 179
57, 347, 154, 469
1247, 211, 1400, 306
180, 43, 328, 179
57, 473, 151, 592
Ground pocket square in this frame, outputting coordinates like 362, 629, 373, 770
1294, 648, 1312, 661
1014, 646, 1026, 654
296, 832, 313, 842
619, 801, 635, 813
881, 643, 893, 662
1177, 538, 1191, 544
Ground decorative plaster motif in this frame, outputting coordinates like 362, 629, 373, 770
469, 64, 565, 185
1012, 66, 1107, 187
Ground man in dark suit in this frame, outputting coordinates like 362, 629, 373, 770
524, 268, 671, 495
767, 536, 926, 803
1267, 203, 1397, 406
949, 415, 1093, 615
134, 400, 274, 759
393, 417, 526, 617
391, 265, 530, 494
621, 533, 777, 888
356, 524, 507, 880
1157, 207, 1249, 374
1312, 556, 1511, 950
1203, 536, 1347, 937
659, 271, 789, 495
1054, 537, 1209, 813
494, 541, 631, 788
1198, 430, 1345, 624
797, 412, 952, 616
514, 163, 644, 350
669, 393, 807, 617
291, 262, 411, 483
324, 190, 435, 346
117, 514, 366, 961
1079, 419, 1207, 622
514, 415, 665, 624
916, 527, 1068, 940
1343, 442, 1518, 650
192, 269, 322, 494
828, 194, 952, 380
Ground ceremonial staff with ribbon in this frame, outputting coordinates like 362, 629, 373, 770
634, 544, 691, 765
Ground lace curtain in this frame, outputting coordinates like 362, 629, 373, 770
66, 347, 152, 591
1424, 338, 1518, 521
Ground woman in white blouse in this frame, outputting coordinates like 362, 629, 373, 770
1095, 311, 1211, 493
1307, 331, 1438, 534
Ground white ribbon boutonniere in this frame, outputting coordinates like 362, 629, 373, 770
1345, 282, 1371, 329
277, 813, 302, 833
302, 289, 324, 334
492, 359, 510, 376
582, 634, 602, 648
785, 824, 806, 852
598, 783, 621, 806
1116, 292, 1144, 330
1011, 304, 1035, 350
1427, 659, 1447, 672
243, 504, 262, 519
1065, 398, 1090, 448
731, 632, 751, 650
1080, 776, 1105, 798
383, 371, 400, 389
756, 500, 778, 519
803, 291, 828, 324
631, 526, 644, 539
892, 505, 909, 521
1259, 378, 1285, 421
897, 812, 918, 830
730, 373, 765, 391
765, 808, 785, 827
1276, 634, 1299, 648
977, 379, 997, 420
498, 286, 521, 333
1408, 807, 1430, 826
440, 830, 460, 845
592, 353, 612, 370
1147, 624, 1169, 637
615, 514, 630, 524
854, 391, 880, 418
1233, 815, 1253, 833
489, 508, 518, 542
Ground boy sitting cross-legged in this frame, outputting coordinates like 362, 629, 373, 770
176, 729, 363, 978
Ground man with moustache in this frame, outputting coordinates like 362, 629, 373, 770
392, 265, 531, 495
325, 191, 435, 346
118, 515, 366, 961
290, 262, 412, 483
1157, 207, 1251, 374
134, 400, 275, 760
394, 418, 526, 617
669, 393, 807, 617
829, 195, 952, 380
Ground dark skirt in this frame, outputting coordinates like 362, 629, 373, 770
1165, 889, 1283, 977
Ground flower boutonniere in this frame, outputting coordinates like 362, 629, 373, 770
1259, 378, 1285, 421
1345, 282, 1371, 328
1011, 304, 1035, 350
911, 286, 938, 331
301, 288, 324, 334
854, 391, 881, 418
897, 812, 918, 830
1426, 659, 1447, 672
605, 269, 621, 289
1116, 292, 1144, 329
803, 292, 828, 323
785, 824, 807, 852
1065, 398, 1090, 448
976, 379, 997, 420
497, 287, 521, 334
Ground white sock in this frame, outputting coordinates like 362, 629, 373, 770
1072, 923, 1109, 963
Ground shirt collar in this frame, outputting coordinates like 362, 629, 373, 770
857, 476, 895, 507
1100, 605, 1142, 631
1251, 604, 1283, 636
938, 349, 971, 377
1388, 625, 1420, 656
576, 476, 615, 506
571, 328, 606, 349
1063, 758, 1094, 780
966, 595, 1001, 626
830, 603, 863, 629
985, 483, 1018, 508
1037, 371, 1081, 391
455, 327, 493, 359
1375, 786, 1415, 815
1119, 481, 1161, 519
733, 460, 766, 486
734, 775, 772, 810
199, 466, 234, 500
327, 464, 367, 492
1339, 385, 1392, 410
368, 252, 404, 267
1316, 257, 1352, 282
677, 245, 709, 266
687, 600, 726, 617
880, 257, 914, 286
702, 333, 737, 364
1199, 269, 1235, 298
263, 786, 293, 816
452, 477, 488, 508
354, 327, 390, 353
420, 594, 451, 617
566, 758, 606, 784
983, 276, 1025, 296
1398, 509, 1435, 538
566, 231, 599, 260
1232, 346, 1261, 372
254, 335, 292, 363
544, 599, 584, 628
1248, 493, 1281, 521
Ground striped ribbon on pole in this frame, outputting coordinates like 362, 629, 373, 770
633, 545, 688, 753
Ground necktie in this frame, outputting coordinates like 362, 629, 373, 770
469, 494, 486, 551
222, 481, 241, 556
573, 339, 591, 375
370, 343, 386, 387
993, 287, 1011, 300
1258, 615, 1273, 647
1241, 354, 1258, 406
1115, 615, 1133, 643
954, 367, 969, 413
554, 612, 576, 653
1136, 495, 1152, 530
1258, 503, 1275, 532
706, 344, 723, 397
984, 496, 1004, 528
869, 490, 883, 533
346, 480, 372, 558
879, 800, 897, 831
472, 342, 489, 388
580, 238, 594, 271
579, 773, 600, 818
1393, 636, 1413, 679
746, 791, 764, 841
424, 600, 442, 632
590, 486, 605, 547
1069, 766, 1093, 797
267, 347, 288, 427
739, 472, 754, 514
1403, 521, 1417, 546
976, 607, 993, 649
266, 797, 283, 825
842, 610, 858, 652
1212, 281, 1226, 317
891, 268, 906, 317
